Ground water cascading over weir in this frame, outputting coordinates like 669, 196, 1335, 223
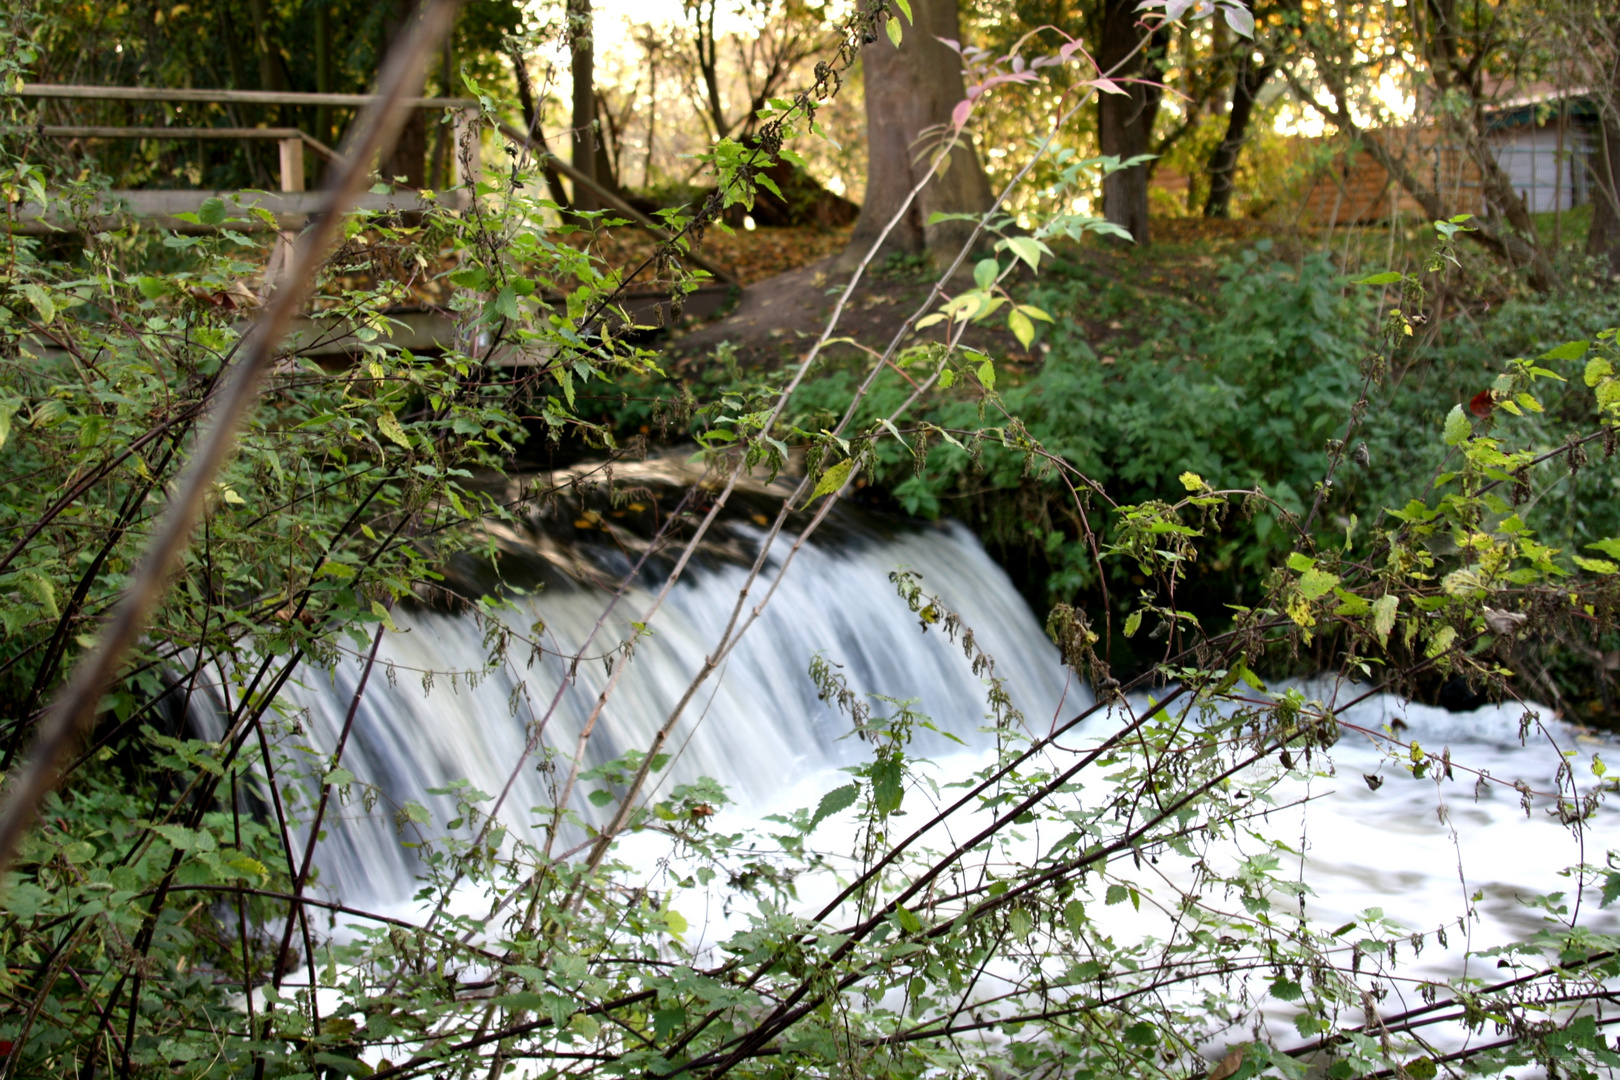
193, 453, 1078, 904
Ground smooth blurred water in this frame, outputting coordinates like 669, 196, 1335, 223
254, 520, 1076, 903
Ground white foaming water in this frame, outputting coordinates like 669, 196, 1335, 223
215, 513, 1617, 1061
258, 520, 1077, 904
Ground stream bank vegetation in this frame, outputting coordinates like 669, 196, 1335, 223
2, 1, 1620, 1078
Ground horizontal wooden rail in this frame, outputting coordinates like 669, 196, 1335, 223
19, 83, 476, 109
10, 189, 456, 234
18, 125, 303, 139
17, 124, 343, 162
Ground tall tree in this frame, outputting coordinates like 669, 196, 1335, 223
382, 0, 428, 185
568, 0, 601, 210
1096, 0, 1168, 243
1559, 3, 1620, 272
1203, 7, 1275, 218
839, 0, 994, 269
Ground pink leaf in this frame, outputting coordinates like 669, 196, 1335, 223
1086, 78, 1129, 95
951, 98, 974, 130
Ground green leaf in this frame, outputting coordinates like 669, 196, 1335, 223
892, 0, 912, 20
1123, 610, 1142, 638
973, 258, 999, 291
1574, 555, 1619, 575
1585, 355, 1614, 387
886, 17, 902, 46
1062, 899, 1086, 933
895, 905, 923, 933
1371, 594, 1399, 647
1286, 552, 1314, 573
19, 573, 57, 618
1008, 905, 1033, 940
198, 197, 228, 226
1403, 1057, 1438, 1080
809, 457, 855, 502
869, 755, 905, 816
1297, 568, 1340, 601
1353, 271, 1402, 285
153, 824, 197, 850
978, 358, 996, 393
808, 783, 858, 831
371, 600, 401, 631
402, 801, 431, 825
1587, 538, 1620, 560
1016, 303, 1053, 322
325, 767, 355, 788
1003, 235, 1048, 272
1008, 308, 1035, 349
1270, 978, 1304, 1002
1424, 624, 1457, 659
1105, 883, 1130, 906
1540, 340, 1589, 361
135, 276, 171, 299
662, 908, 688, 937
377, 410, 412, 450
1123, 1022, 1157, 1046
22, 283, 55, 324
1442, 404, 1470, 446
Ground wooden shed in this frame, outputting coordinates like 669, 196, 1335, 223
1295, 88, 1597, 227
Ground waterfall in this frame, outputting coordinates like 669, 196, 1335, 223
249, 512, 1076, 905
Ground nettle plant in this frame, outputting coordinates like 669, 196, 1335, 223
2, 7, 1620, 1080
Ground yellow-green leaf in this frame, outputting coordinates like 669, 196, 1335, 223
809, 458, 855, 502
1008, 308, 1035, 349
1424, 624, 1457, 659
1586, 355, 1614, 387
1298, 568, 1339, 601
1371, 593, 1399, 646
1442, 404, 1470, 446
377, 410, 412, 450
371, 600, 401, 631
22, 283, 55, 324
886, 17, 902, 46
978, 358, 996, 393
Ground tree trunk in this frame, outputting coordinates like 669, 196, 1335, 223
380, 1, 426, 186
1203, 50, 1274, 218
838, 0, 994, 271
1587, 68, 1620, 274
1097, 0, 1165, 243
508, 46, 572, 209
313, 0, 333, 148
569, 0, 600, 211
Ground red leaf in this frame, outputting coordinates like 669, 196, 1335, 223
1469, 389, 1495, 418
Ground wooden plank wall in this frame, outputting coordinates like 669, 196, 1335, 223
1295, 126, 1488, 226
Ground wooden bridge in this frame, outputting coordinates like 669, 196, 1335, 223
9, 84, 737, 358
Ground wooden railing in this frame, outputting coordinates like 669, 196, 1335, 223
9, 83, 740, 285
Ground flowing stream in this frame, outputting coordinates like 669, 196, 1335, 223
209, 476, 1615, 1052
258, 516, 1076, 903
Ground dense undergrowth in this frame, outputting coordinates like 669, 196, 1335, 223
590, 233, 1620, 714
